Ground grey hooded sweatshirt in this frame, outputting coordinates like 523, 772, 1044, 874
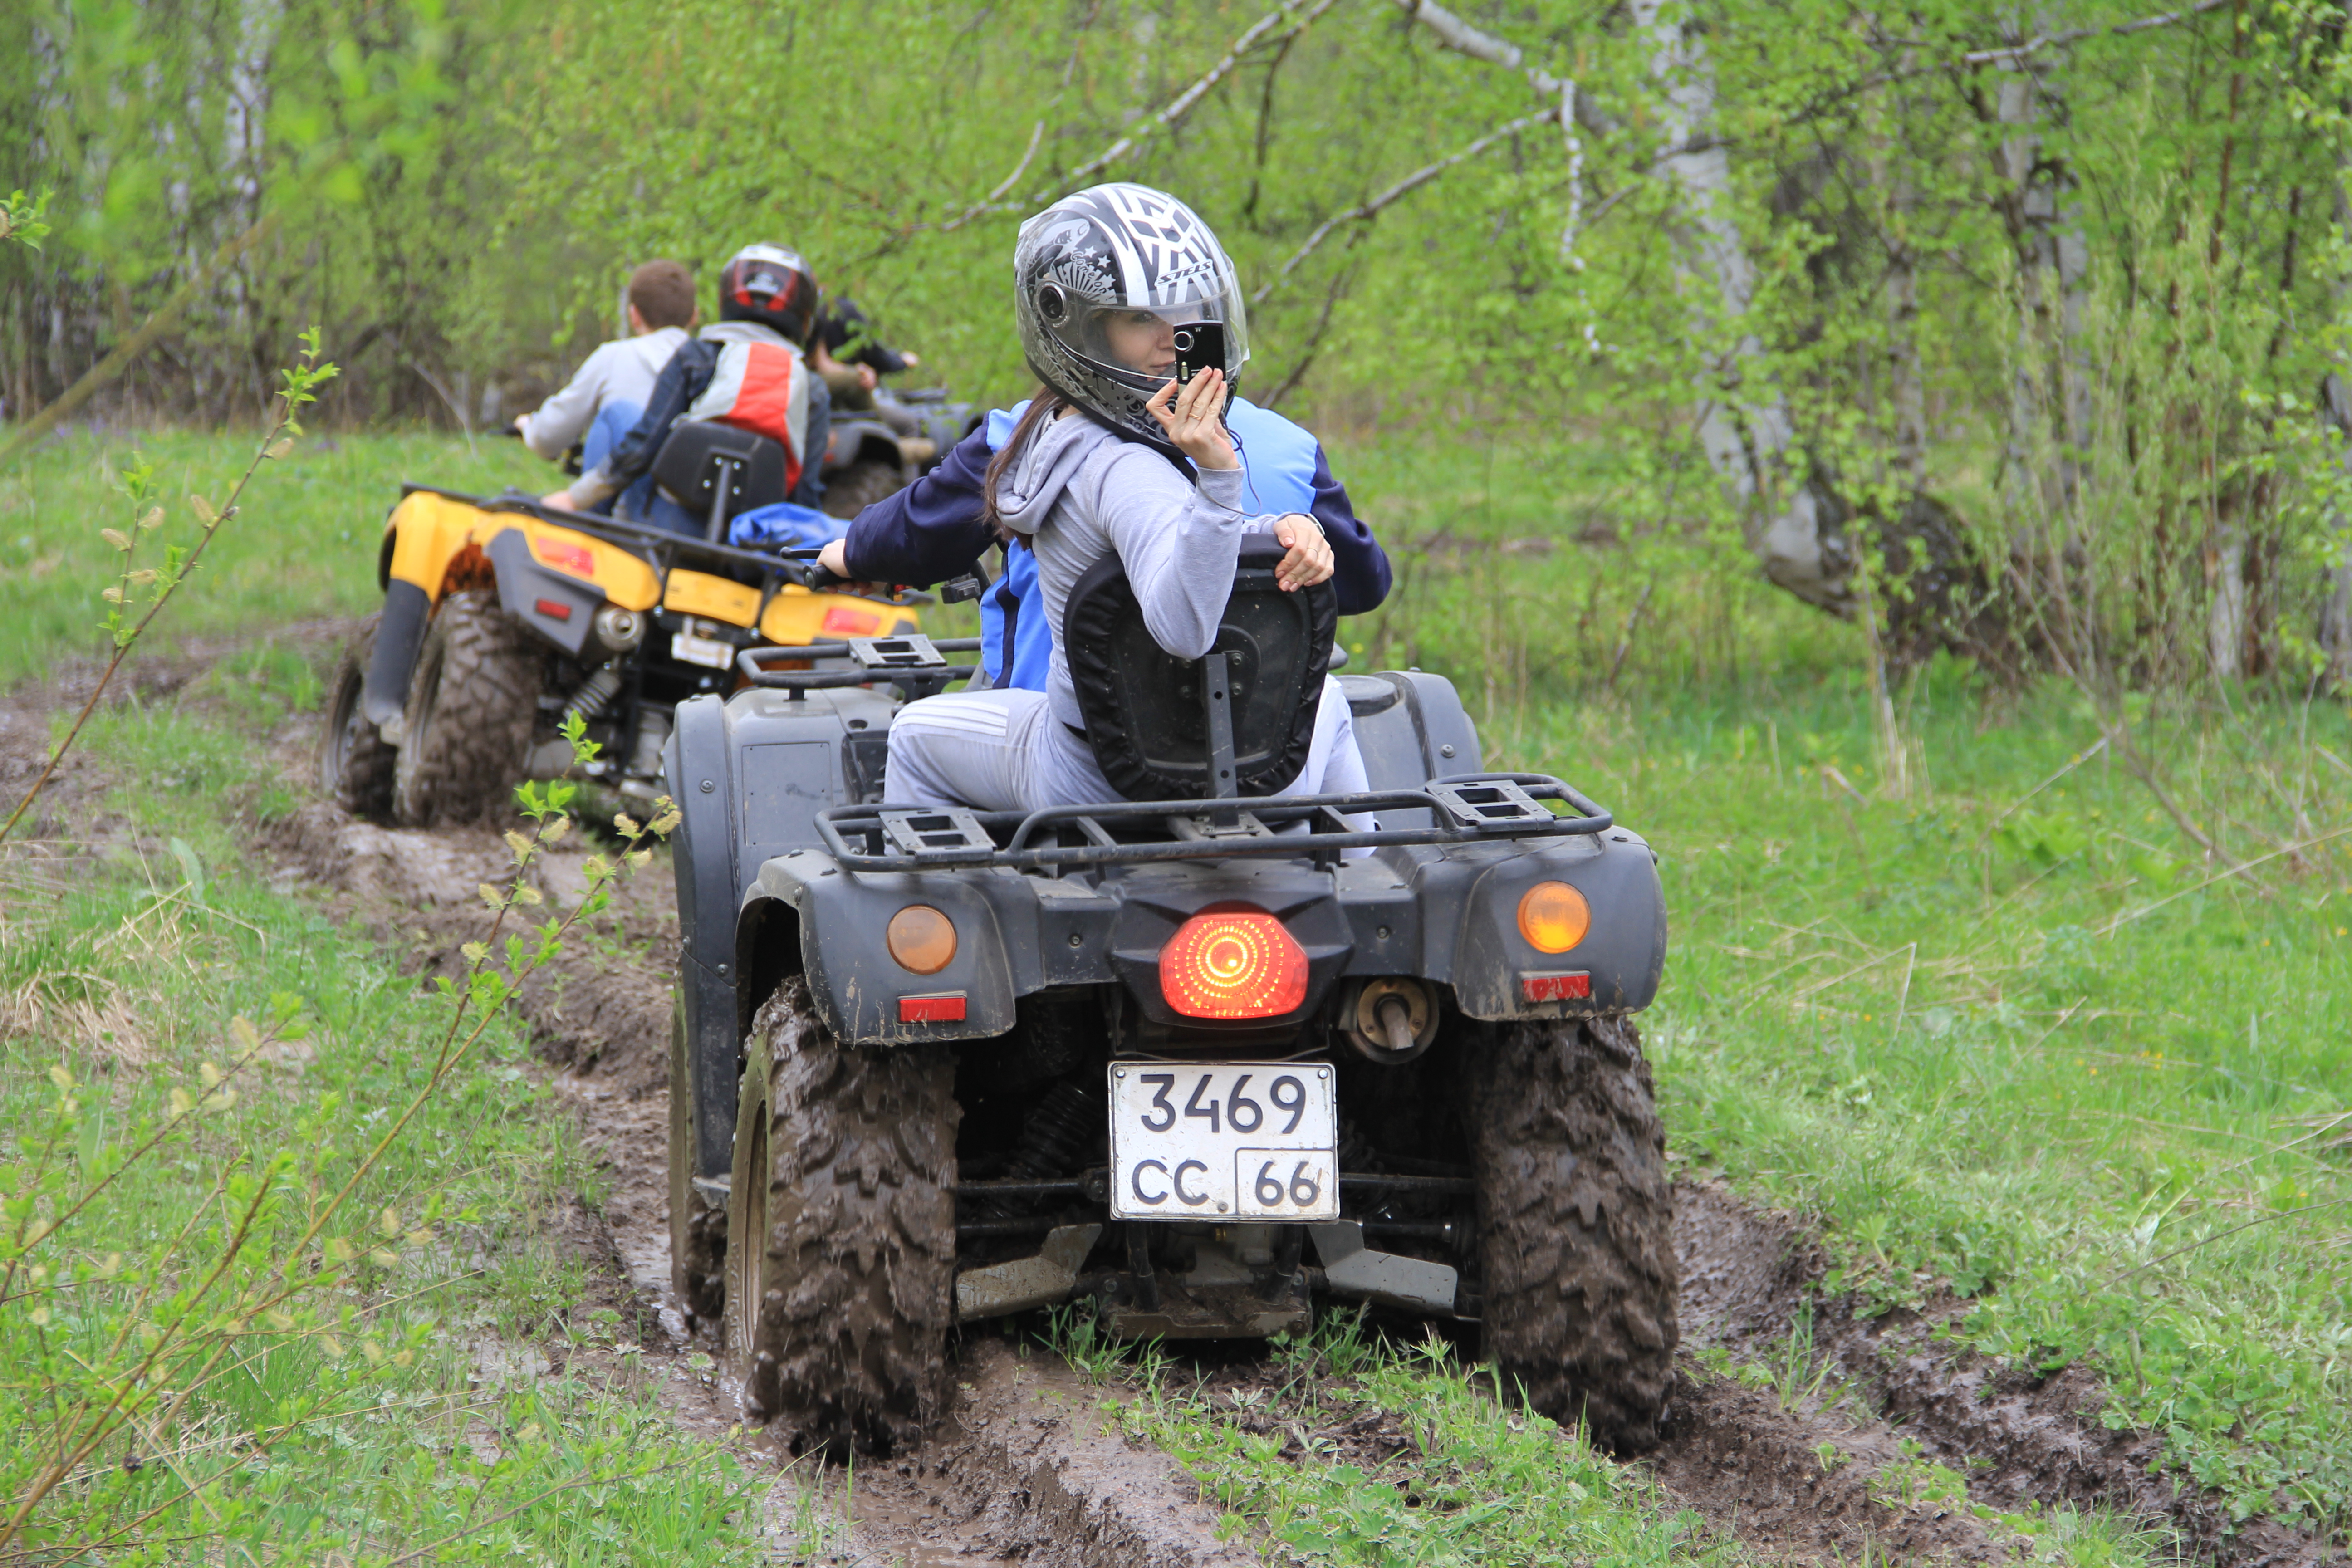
991, 410, 1288, 733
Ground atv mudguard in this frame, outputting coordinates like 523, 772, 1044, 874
362, 491, 665, 725
665, 682, 901, 1192
359, 490, 918, 729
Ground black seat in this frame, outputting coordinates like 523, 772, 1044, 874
1061, 539, 1338, 801
649, 421, 789, 542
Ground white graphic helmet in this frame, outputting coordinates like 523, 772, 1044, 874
1012, 183, 1250, 443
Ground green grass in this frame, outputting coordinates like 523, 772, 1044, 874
1054, 1312, 1746, 1568
1495, 668, 2352, 1536
0, 639, 758, 1559
0, 429, 549, 687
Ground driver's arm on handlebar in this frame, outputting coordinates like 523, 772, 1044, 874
825, 421, 999, 588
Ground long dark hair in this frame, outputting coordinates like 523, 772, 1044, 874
980, 386, 1070, 543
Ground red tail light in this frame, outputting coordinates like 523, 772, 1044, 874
1159, 906, 1308, 1019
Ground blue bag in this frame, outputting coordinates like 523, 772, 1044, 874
730, 502, 846, 554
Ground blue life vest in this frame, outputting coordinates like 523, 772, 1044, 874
978, 397, 1321, 689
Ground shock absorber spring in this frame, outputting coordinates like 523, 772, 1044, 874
1007, 1080, 1100, 1180
566, 665, 622, 723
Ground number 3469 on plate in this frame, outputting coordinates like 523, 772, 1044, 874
1107, 1062, 1339, 1221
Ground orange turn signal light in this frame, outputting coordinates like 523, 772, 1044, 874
887, 905, 957, 975
1517, 882, 1590, 954
1159, 906, 1309, 1019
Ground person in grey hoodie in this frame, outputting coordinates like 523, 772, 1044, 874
884, 183, 1369, 819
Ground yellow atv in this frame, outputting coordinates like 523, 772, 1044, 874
322, 451, 931, 825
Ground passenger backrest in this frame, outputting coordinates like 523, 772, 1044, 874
1061, 539, 1338, 801
651, 421, 789, 540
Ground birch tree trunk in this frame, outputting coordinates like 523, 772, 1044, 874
2320, 178, 2352, 687
1627, 0, 1851, 613
1992, 20, 2092, 513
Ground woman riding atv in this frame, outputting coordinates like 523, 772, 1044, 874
882, 183, 1369, 818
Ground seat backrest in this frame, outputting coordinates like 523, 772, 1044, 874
1062, 539, 1338, 801
651, 421, 789, 538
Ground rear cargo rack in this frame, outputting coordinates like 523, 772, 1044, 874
814, 773, 1613, 872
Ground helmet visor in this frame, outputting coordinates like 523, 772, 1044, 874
1046, 288, 1249, 389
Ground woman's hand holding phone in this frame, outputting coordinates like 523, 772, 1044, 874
1145, 368, 1238, 471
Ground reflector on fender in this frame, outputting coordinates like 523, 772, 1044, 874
1517, 881, 1590, 953
1159, 906, 1308, 1019
898, 993, 967, 1023
534, 597, 574, 622
1521, 971, 1592, 1003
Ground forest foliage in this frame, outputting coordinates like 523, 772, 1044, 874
8, 0, 2352, 687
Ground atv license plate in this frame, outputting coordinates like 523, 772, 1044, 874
671, 631, 734, 670
1108, 1062, 1338, 1221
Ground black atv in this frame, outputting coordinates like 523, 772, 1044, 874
664, 541, 1676, 1458
818, 385, 980, 519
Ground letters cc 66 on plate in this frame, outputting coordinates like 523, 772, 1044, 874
1107, 1062, 1338, 1221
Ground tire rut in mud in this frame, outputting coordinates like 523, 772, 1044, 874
1666, 1180, 2349, 1568
256, 659, 2347, 1568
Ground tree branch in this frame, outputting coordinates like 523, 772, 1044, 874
1254, 109, 1557, 304
1389, 0, 1614, 133
0, 212, 280, 473
1958, 0, 2233, 64
931, 0, 1338, 238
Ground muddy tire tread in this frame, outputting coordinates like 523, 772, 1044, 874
391, 592, 541, 827
322, 613, 397, 820
1469, 1014, 1678, 1452
740, 976, 956, 1455
820, 459, 906, 520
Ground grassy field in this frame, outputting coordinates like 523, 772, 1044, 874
1504, 672, 2352, 1533
0, 428, 549, 687
4, 427, 2347, 1558
0, 426, 766, 1560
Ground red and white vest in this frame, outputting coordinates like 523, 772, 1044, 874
683, 335, 813, 495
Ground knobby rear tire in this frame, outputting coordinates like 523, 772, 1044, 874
726, 976, 957, 1457
391, 592, 540, 827
819, 459, 905, 520
321, 612, 397, 820
1468, 1013, 1679, 1453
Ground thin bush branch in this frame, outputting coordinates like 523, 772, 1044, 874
0, 213, 280, 473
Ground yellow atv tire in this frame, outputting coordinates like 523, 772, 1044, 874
392, 592, 541, 827
321, 612, 397, 821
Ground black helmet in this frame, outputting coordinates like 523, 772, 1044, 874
718, 243, 819, 342
1013, 183, 1248, 443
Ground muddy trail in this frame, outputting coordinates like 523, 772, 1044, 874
7, 628, 2343, 1566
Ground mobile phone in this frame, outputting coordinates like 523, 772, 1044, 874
1171, 321, 1225, 385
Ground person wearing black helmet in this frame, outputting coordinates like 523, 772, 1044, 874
546, 243, 833, 530
810, 295, 921, 416
880, 183, 1372, 828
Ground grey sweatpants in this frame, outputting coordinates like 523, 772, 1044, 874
884, 677, 1374, 838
